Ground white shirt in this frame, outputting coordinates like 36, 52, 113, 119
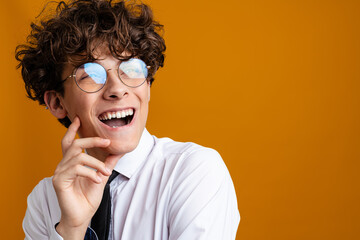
23, 129, 240, 240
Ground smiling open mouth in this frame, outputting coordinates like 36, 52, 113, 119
99, 109, 134, 128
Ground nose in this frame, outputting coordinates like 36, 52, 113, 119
102, 69, 128, 100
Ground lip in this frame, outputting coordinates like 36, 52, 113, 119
97, 107, 136, 131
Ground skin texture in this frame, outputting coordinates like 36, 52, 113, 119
44, 48, 151, 239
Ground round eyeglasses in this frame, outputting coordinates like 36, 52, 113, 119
63, 58, 150, 93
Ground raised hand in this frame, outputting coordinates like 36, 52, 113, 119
53, 117, 118, 239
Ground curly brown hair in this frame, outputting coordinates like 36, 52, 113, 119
15, 0, 166, 127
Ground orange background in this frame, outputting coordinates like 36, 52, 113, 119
1, 0, 359, 239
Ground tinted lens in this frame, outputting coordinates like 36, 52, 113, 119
75, 63, 107, 92
119, 58, 148, 87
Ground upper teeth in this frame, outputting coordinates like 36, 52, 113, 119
99, 109, 134, 120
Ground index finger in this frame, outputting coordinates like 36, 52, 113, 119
61, 116, 80, 154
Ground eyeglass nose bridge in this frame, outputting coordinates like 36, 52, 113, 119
101, 68, 129, 98
104, 67, 123, 86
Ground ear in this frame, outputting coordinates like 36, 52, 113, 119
44, 91, 67, 119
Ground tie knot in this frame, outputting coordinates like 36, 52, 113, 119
107, 170, 119, 184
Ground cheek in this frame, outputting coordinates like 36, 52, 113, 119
64, 100, 82, 120
135, 83, 150, 105
63, 93, 94, 121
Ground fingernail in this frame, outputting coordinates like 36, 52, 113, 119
105, 167, 111, 174
102, 139, 110, 143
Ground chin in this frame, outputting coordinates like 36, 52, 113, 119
105, 139, 138, 155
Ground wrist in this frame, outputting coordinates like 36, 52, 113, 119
56, 221, 90, 240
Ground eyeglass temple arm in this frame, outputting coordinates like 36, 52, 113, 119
61, 74, 76, 82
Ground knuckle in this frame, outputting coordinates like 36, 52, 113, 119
72, 139, 80, 146
69, 153, 82, 164
61, 138, 71, 148
71, 139, 83, 149
78, 152, 87, 161
74, 164, 82, 173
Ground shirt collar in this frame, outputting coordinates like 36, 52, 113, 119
113, 128, 154, 179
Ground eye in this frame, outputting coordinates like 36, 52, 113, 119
119, 70, 131, 79
119, 59, 148, 79
78, 74, 90, 81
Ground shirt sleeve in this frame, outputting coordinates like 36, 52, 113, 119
23, 179, 64, 240
167, 148, 240, 240
23, 178, 99, 240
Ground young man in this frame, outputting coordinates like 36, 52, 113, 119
16, 0, 240, 239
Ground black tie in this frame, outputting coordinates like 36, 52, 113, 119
91, 170, 119, 240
